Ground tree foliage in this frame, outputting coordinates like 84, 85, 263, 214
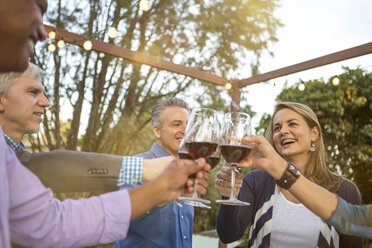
257, 68, 372, 203
30, 0, 281, 157
27, 0, 283, 236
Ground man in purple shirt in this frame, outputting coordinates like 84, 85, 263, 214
0, 0, 210, 247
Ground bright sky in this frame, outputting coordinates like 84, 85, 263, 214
242, 0, 372, 128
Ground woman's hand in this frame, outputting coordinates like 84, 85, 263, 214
239, 135, 286, 179
214, 167, 243, 197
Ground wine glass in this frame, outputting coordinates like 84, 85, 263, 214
178, 107, 219, 208
216, 112, 252, 206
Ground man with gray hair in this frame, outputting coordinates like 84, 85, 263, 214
151, 97, 188, 157
116, 97, 205, 248
0, 62, 49, 150
0, 63, 210, 247
0, 67, 209, 197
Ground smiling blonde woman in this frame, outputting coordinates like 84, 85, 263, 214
216, 102, 362, 248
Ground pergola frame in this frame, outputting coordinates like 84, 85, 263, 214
45, 25, 372, 112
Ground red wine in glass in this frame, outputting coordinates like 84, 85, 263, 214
216, 112, 252, 207
179, 151, 220, 169
206, 156, 220, 169
185, 141, 218, 159
219, 144, 251, 164
178, 151, 194, 160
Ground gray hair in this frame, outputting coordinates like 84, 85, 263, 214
151, 97, 188, 127
0, 62, 46, 95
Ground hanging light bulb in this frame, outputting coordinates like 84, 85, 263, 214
57, 39, 65, 48
139, 0, 150, 11
332, 77, 340, 86
298, 82, 305, 91
107, 27, 118, 39
48, 30, 56, 39
225, 82, 232, 90
83, 40, 93, 51
48, 44, 56, 52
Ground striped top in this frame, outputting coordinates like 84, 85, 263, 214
217, 170, 363, 248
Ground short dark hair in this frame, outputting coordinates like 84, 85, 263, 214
151, 97, 188, 127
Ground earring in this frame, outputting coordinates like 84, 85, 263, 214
309, 141, 316, 152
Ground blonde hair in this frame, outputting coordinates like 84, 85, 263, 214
265, 102, 342, 192
0, 62, 45, 95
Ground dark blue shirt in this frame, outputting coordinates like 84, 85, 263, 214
115, 143, 194, 248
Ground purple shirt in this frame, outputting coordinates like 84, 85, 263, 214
0, 127, 131, 248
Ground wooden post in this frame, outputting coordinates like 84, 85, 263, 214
231, 84, 241, 113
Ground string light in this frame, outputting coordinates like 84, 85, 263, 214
244, 85, 249, 92
332, 77, 340, 86
48, 44, 56, 52
47, 2, 146, 53
225, 82, 232, 90
48, 30, 56, 39
107, 27, 118, 38
139, 0, 150, 11
83, 40, 93, 50
298, 82, 305, 91
57, 39, 65, 48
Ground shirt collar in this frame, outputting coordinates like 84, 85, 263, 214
151, 142, 171, 157
3, 133, 27, 152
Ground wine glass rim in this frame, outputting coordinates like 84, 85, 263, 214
225, 112, 251, 118
191, 107, 217, 115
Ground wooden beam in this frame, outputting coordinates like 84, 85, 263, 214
239, 42, 372, 87
44, 25, 228, 86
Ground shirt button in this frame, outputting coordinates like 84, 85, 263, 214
183, 236, 186, 239
181, 215, 184, 219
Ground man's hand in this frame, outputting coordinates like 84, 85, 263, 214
156, 158, 208, 203
142, 156, 174, 182
215, 167, 243, 197
129, 158, 206, 220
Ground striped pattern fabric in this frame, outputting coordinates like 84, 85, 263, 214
248, 194, 275, 248
117, 156, 143, 186
217, 170, 362, 248
319, 223, 339, 248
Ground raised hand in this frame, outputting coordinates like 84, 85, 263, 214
240, 135, 282, 171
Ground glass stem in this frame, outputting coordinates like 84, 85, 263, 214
230, 165, 237, 200
192, 178, 199, 198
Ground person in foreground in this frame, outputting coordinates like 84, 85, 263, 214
0, 0, 211, 247
116, 97, 203, 248
240, 134, 372, 239
216, 102, 362, 248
